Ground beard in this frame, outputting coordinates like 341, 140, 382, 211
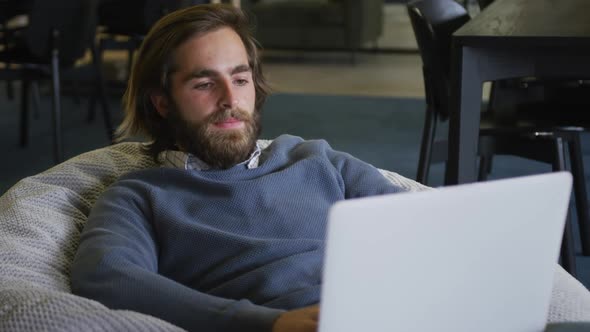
167, 106, 261, 170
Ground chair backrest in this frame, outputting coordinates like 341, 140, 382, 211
0, 1, 32, 23
25, 0, 99, 66
98, 0, 185, 36
407, 0, 469, 120
478, 0, 495, 10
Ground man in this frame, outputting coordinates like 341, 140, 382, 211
71, 4, 406, 332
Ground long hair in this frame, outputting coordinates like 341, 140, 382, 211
115, 4, 270, 158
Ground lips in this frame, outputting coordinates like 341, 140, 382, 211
213, 117, 244, 129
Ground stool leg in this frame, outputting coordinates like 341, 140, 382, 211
567, 134, 590, 256
561, 211, 578, 278
416, 106, 437, 185
553, 137, 577, 277
31, 81, 41, 119
478, 155, 493, 181
92, 43, 114, 143
51, 38, 63, 164
19, 80, 30, 147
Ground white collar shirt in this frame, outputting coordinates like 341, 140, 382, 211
157, 143, 262, 171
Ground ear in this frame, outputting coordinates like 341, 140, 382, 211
150, 91, 170, 118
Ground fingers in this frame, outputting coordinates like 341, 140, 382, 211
307, 305, 320, 320
271, 304, 320, 332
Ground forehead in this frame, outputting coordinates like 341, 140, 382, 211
172, 27, 250, 73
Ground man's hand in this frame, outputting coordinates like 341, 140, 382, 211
272, 305, 319, 332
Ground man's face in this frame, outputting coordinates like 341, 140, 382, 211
152, 27, 259, 169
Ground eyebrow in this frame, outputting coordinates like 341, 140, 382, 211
183, 64, 251, 82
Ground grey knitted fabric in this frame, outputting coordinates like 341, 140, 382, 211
0, 143, 182, 332
0, 141, 588, 331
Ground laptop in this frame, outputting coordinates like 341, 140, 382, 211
319, 172, 572, 332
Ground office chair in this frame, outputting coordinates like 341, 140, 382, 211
477, 0, 494, 9
0, 0, 113, 163
95, 0, 186, 86
0, 1, 33, 100
408, 0, 590, 276
84, 0, 192, 123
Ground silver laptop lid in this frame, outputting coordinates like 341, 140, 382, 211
319, 172, 572, 332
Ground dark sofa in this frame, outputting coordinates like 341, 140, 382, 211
241, 0, 384, 51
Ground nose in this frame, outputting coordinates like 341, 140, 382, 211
218, 80, 238, 110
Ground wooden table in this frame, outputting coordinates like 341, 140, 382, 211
447, 0, 590, 185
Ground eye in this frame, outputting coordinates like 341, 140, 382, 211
194, 82, 213, 90
234, 78, 249, 86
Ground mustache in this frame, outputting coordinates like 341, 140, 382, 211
207, 108, 252, 124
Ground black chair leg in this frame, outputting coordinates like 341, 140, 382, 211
561, 211, 578, 278
478, 155, 493, 181
51, 43, 63, 164
6, 61, 14, 100
86, 39, 104, 123
553, 137, 577, 277
567, 134, 590, 256
417, 106, 437, 185
31, 81, 41, 119
91, 43, 114, 143
87, 95, 97, 123
19, 80, 30, 147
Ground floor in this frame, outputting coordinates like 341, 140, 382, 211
260, 4, 424, 98
262, 52, 424, 98
265, 5, 425, 98
246, 3, 485, 99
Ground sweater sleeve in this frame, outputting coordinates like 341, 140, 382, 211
323, 142, 408, 198
70, 181, 284, 332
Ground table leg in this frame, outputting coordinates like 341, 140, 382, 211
447, 46, 483, 185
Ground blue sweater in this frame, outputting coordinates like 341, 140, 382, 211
71, 135, 405, 332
